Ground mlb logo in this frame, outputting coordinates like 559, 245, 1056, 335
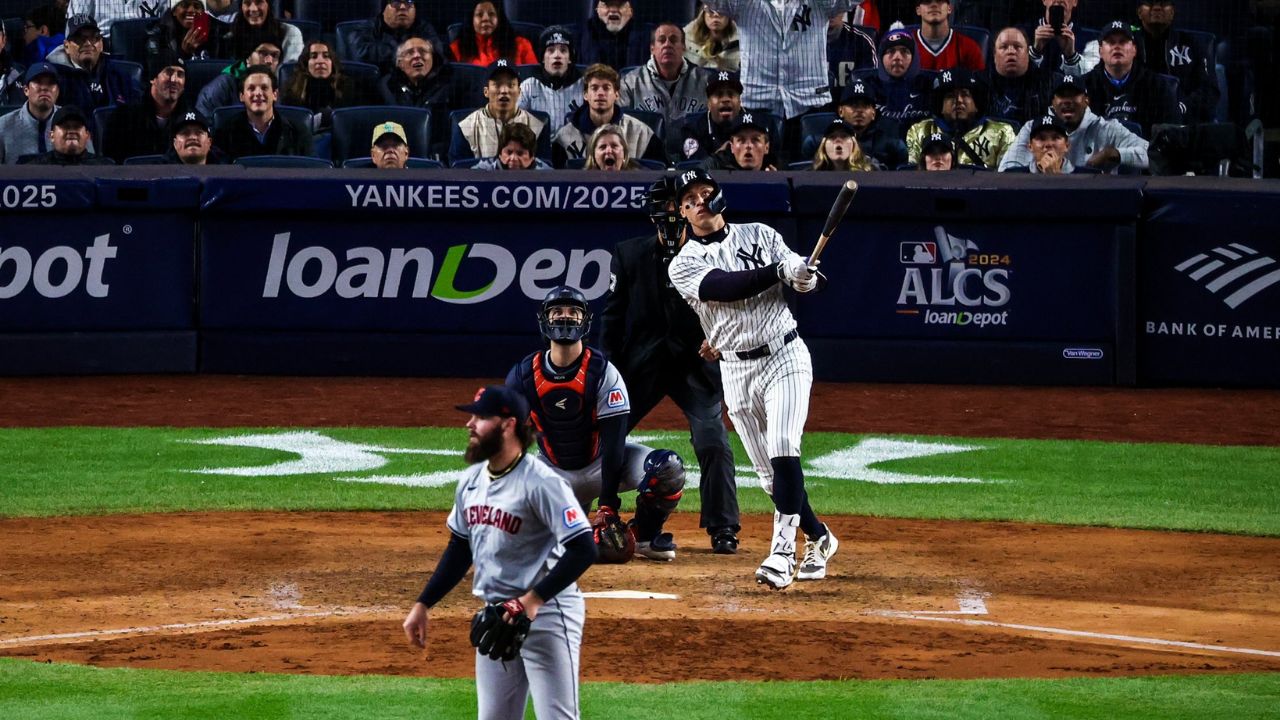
606, 388, 625, 408
563, 506, 584, 529
901, 242, 938, 264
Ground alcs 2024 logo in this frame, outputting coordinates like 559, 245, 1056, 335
895, 226, 1011, 328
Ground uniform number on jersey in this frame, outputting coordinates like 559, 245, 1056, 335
562, 506, 586, 529
606, 388, 626, 408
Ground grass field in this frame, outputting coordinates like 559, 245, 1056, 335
2, 426, 1278, 718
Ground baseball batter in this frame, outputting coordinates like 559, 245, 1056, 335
506, 286, 688, 562
667, 168, 839, 590
403, 385, 596, 720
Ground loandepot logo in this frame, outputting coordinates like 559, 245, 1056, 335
1174, 243, 1280, 308
261, 233, 612, 303
186, 432, 988, 487
897, 226, 1011, 327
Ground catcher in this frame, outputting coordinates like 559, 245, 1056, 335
403, 385, 596, 720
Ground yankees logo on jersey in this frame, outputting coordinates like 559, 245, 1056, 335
790, 4, 813, 31
668, 222, 800, 353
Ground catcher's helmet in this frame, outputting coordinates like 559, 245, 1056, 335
638, 449, 687, 504
673, 167, 727, 215
538, 285, 591, 345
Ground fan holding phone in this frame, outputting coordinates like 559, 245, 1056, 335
1027, 0, 1083, 73
146, 0, 230, 75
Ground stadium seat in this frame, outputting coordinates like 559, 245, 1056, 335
115, 60, 146, 98
294, 0, 380, 33
335, 20, 369, 63
92, 105, 117, 159
450, 157, 485, 168
234, 155, 334, 167
123, 154, 171, 165
449, 62, 492, 108
636, 158, 666, 170
516, 63, 540, 80
447, 107, 551, 161
675, 159, 702, 169
565, 157, 587, 168
626, 109, 664, 141
287, 19, 322, 45
798, 111, 837, 157
331, 105, 433, 164
953, 25, 990, 63
503, 0, 592, 26
343, 156, 443, 168
447, 21, 543, 44
185, 59, 235, 105
788, 160, 814, 170
108, 18, 156, 66
1, 17, 21, 45
421, 0, 485, 33
0, 103, 22, 118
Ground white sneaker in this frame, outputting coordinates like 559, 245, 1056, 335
796, 525, 838, 581
635, 532, 677, 561
755, 551, 796, 589
755, 511, 799, 589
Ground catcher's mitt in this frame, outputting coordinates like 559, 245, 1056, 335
470, 598, 531, 661
592, 506, 635, 564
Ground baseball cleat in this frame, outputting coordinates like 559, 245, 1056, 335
796, 525, 838, 581
710, 529, 739, 555
636, 532, 677, 561
755, 551, 795, 590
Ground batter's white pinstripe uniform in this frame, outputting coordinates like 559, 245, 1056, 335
703, 0, 856, 118
668, 223, 812, 494
67, 0, 168, 37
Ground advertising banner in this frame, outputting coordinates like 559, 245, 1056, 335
1139, 181, 1280, 386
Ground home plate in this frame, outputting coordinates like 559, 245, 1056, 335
583, 590, 679, 600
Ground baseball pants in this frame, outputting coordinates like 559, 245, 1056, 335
475, 590, 585, 720
719, 337, 813, 495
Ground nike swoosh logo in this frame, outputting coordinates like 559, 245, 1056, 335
908, 93, 921, 99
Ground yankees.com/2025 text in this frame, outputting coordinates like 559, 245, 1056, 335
343, 183, 647, 210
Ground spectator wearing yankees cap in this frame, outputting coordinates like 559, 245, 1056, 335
518, 26, 584, 136
917, 131, 956, 170
833, 78, 907, 169
825, 8, 878, 100
677, 70, 746, 162
811, 117, 880, 171
1083, 20, 1182, 137
451, 60, 546, 164
850, 29, 936, 137
999, 74, 1148, 173
701, 111, 777, 171
18, 105, 114, 165
47, 14, 144, 113
684, 2, 739, 72
103, 62, 189, 164
905, 68, 1017, 170
164, 109, 226, 165
350, 0, 442, 76
1134, 0, 1219, 123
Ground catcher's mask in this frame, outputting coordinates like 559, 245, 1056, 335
673, 167, 727, 215
538, 285, 591, 345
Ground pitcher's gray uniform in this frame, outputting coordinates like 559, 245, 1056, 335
667, 168, 838, 590
447, 454, 591, 720
703, 0, 855, 118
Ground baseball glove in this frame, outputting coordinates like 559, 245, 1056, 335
592, 506, 636, 564
470, 598, 531, 662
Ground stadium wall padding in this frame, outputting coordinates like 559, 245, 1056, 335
0, 167, 1275, 386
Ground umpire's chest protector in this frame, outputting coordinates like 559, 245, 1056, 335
518, 348, 607, 470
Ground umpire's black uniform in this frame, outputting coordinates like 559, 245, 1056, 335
600, 233, 740, 541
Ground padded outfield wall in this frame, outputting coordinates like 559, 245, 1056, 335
0, 167, 1276, 386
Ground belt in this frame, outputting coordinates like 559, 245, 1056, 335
735, 329, 798, 361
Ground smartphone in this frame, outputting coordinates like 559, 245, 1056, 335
193, 11, 210, 37
1048, 4, 1065, 33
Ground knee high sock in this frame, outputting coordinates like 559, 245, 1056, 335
770, 457, 826, 539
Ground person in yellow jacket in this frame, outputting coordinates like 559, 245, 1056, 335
905, 68, 1017, 170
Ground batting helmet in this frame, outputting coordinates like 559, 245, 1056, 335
637, 449, 686, 513
673, 167, 727, 215
538, 285, 591, 345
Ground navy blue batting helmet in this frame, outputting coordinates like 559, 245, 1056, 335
538, 285, 591, 345
673, 167, 727, 215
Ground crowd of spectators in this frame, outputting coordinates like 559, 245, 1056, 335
0, 0, 1271, 173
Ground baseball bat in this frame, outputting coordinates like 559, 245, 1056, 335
808, 180, 858, 265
